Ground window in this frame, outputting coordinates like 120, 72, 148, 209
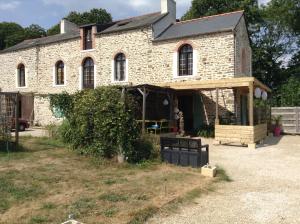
82, 57, 94, 89
17, 64, 26, 87
55, 61, 65, 85
178, 44, 193, 76
84, 27, 93, 50
114, 53, 126, 81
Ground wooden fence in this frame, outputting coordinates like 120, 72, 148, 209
272, 107, 300, 134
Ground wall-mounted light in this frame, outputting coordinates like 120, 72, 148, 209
163, 99, 169, 106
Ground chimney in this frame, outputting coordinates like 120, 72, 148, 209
60, 19, 78, 34
161, 0, 176, 21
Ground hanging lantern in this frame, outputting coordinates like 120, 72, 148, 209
163, 99, 169, 106
262, 91, 268, 101
254, 87, 262, 98
174, 108, 179, 113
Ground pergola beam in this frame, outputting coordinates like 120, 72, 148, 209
160, 77, 271, 92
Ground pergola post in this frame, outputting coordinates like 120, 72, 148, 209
248, 82, 254, 126
167, 92, 173, 120
15, 93, 19, 149
138, 87, 148, 134
215, 88, 220, 125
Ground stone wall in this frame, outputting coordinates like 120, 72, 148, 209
0, 48, 38, 93
200, 89, 236, 125
235, 17, 252, 76
0, 16, 250, 126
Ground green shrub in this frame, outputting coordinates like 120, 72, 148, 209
197, 124, 215, 138
50, 87, 140, 161
127, 137, 154, 163
57, 120, 73, 143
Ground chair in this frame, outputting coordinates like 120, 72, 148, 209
147, 119, 170, 135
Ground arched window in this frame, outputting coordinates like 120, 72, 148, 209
55, 61, 64, 85
17, 64, 26, 87
115, 53, 126, 81
179, 44, 193, 76
82, 57, 94, 89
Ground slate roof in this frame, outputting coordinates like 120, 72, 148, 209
0, 10, 244, 53
154, 11, 244, 41
98, 12, 167, 34
0, 31, 80, 53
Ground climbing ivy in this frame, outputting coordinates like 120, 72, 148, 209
49, 87, 141, 160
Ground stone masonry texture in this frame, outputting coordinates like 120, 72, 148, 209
0, 17, 251, 126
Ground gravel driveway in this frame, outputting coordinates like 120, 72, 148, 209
148, 135, 300, 224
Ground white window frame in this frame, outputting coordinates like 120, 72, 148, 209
79, 64, 96, 90
173, 48, 198, 79
111, 58, 128, 83
53, 63, 67, 87
16, 66, 28, 88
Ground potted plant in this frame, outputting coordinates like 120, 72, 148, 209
272, 115, 282, 137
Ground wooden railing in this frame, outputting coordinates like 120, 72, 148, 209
215, 123, 267, 145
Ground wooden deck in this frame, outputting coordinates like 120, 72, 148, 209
215, 123, 268, 148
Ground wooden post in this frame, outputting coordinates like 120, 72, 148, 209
138, 87, 148, 134
168, 93, 173, 120
249, 82, 254, 126
15, 93, 19, 150
215, 88, 219, 125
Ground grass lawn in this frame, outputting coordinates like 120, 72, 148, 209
0, 137, 224, 224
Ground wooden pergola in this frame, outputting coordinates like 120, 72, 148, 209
160, 77, 271, 149
0, 92, 20, 149
125, 84, 175, 134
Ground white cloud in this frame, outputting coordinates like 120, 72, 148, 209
40, 0, 191, 20
0, 1, 20, 10
128, 0, 152, 8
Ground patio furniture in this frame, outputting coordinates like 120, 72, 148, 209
147, 119, 170, 135
160, 137, 209, 168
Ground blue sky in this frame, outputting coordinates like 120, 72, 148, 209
0, 0, 270, 29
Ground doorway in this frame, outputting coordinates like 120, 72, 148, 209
240, 95, 248, 125
178, 95, 194, 131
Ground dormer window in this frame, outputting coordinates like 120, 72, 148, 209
84, 27, 93, 50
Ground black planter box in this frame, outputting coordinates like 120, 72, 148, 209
160, 137, 209, 168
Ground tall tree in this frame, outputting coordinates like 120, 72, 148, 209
182, 0, 261, 28
265, 0, 300, 35
0, 22, 24, 50
24, 24, 46, 39
47, 8, 112, 36
183, 0, 299, 106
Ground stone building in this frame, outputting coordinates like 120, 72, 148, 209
0, 0, 253, 130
